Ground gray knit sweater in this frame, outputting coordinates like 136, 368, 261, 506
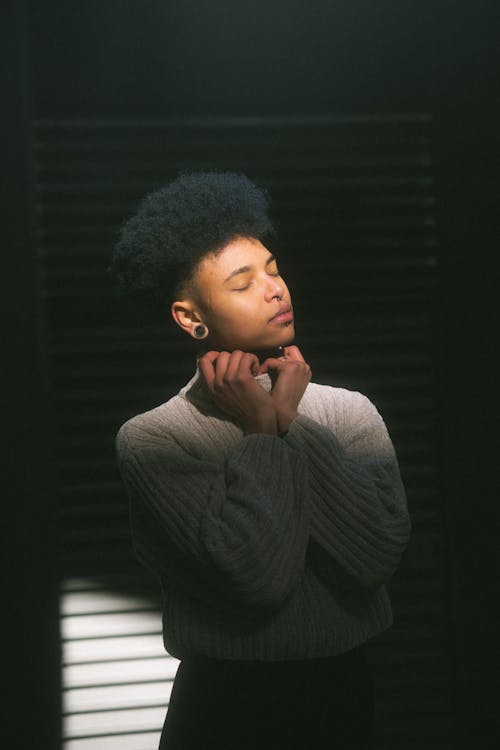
116, 369, 410, 661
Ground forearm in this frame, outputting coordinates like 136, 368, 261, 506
284, 413, 410, 589
118, 424, 309, 609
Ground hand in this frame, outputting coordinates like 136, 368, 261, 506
198, 350, 278, 435
259, 346, 312, 433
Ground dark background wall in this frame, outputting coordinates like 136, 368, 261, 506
3, 1, 498, 748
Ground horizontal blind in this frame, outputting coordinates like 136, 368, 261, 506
60, 576, 177, 750
33, 114, 451, 749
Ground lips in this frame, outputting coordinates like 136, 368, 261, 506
269, 305, 293, 324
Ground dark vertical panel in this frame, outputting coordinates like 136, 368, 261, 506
2, 2, 60, 748
434, 104, 498, 749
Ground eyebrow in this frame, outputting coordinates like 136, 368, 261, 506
223, 254, 277, 284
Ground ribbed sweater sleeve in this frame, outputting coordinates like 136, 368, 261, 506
116, 420, 309, 612
284, 390, 410, 590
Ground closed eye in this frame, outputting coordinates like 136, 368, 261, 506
232, 282, 252, 292
232, 270, 281, 291
267, 259, 280, 277
231, 258, 280, 290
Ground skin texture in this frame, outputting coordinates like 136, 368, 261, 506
171, 236, 311, 435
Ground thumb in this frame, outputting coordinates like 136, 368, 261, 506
258, 357, 285, 374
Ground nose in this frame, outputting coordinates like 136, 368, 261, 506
264, 274, 285, 302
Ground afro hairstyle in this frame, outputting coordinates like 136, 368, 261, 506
109, 171, 275, 315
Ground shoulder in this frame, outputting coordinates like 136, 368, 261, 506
302, 381, 373, 409
300, 381, 379, 431
116, 394, 188, 455
297, 381, 392, 453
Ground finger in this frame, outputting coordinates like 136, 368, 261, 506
213, 351, 232, 389
258, 357, 286, 375
199, 350, 220, 366
224, 350, 245, 382
198, 351, 219, 390
239, 352, 260, 378
283, 345, 306, 362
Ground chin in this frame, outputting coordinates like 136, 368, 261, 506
282, 326, 296, 345
265, 324, 296, 349
247, 329, 295, 358
270, 327, 295, 350
221, 325, 296, 354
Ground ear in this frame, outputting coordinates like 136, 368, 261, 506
171, 300, 205, 339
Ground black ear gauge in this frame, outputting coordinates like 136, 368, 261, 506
193, 324, 208, 339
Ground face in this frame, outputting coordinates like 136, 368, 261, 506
186, 236, 295, 352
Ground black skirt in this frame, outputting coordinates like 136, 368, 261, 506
160, 645, 374, 749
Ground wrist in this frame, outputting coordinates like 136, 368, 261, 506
243, 411, 278, 436
276, 408, 297, 435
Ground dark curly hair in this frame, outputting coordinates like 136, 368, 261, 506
109, 171, 275, 315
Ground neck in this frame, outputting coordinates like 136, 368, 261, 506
251, 346, 285, 364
